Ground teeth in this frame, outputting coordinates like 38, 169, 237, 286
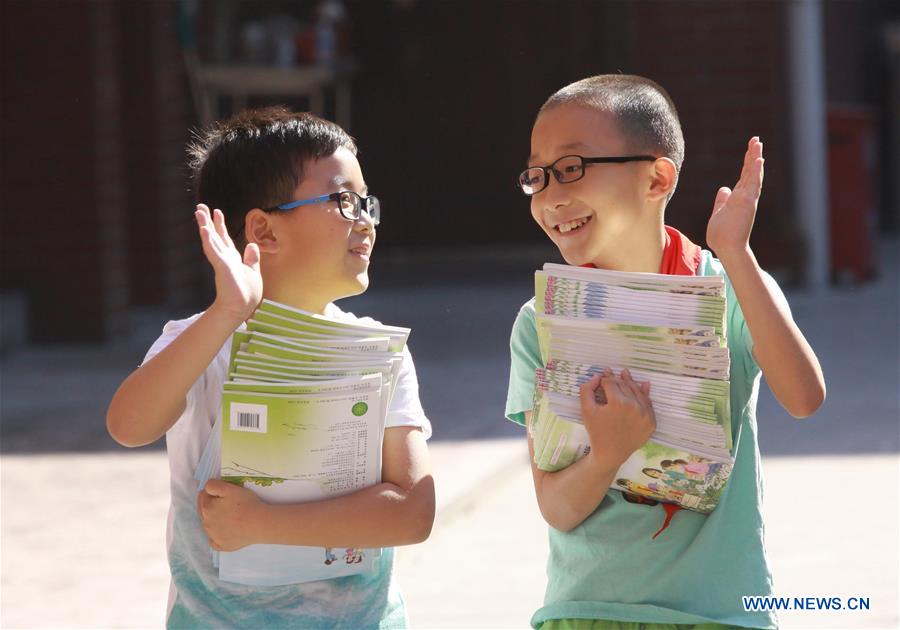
557, 217, 589, 233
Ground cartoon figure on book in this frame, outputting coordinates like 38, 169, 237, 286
505, 75, 825, 630
107, 108, 434, 629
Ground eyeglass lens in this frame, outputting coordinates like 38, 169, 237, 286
339, 191, 380, 225
519, 156, 585, 195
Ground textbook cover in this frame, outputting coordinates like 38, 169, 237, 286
217, 380, 383, 585
530, 389, 732, 514
530, 264, 735, 513
193, 300, 412, 585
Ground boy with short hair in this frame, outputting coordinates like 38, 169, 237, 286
107, 108, 434, 628
506, 75, 825, 629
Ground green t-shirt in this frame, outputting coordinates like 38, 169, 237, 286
505, 251, 783, 629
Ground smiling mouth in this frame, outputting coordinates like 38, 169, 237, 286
554, 215, 592, 234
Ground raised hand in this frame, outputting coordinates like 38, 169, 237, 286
579, 368, 655, 469
195, 204, 263, 324
706, 137, 764, 259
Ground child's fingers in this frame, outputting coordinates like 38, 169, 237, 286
212, 208, 235, 249
196, 207, 230, 256
734, 162, 763, 205
197, 223, 226, 267
743, 137, 761, 170
196, 205, 224, 248
749, 158, 764, 198
623, 370, 651, 396
196, 488, 208, 520
621, 369, 652, 412
712, 187, 731, 214
195, 207, 212, 235
204, 479, 231, 498
599, 370, 627, 404
196, 224, 217, 261
736, 138, 764, 195
243, 242, 261, 270
620, 368, 643, 398
579, 373, 603, 408
732, 139, 755, 191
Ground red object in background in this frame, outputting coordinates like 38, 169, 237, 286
827, 106, 878, 283
296, 29, 316, 64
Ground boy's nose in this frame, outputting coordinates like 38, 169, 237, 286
353, 212, 376, 232
539, 181, 571, 213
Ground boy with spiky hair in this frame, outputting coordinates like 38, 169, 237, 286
506, 75, 825, 629
108, 108, 434, 628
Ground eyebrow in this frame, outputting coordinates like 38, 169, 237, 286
528, 142, 591, 165
330, 175, 368, 195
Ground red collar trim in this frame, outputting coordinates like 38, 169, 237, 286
580, 226, 701, 276
660, 225, 701, 276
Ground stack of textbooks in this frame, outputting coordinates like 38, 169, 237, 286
531, 263, 734, 514
193, 299, 411, 585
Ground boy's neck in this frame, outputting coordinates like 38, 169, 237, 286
589, 223, 666, 273
261, 279, 335, 316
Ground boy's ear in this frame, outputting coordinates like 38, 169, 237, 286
647, 157, 678, 202
245, 209, 279, 253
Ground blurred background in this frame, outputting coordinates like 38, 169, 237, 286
1, 1, 898, 628
1, 0, 898, 344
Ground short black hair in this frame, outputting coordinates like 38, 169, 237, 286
188, 107, 357, 243
541, 74, 685, 177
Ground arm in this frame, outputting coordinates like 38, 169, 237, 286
528, 369, 655, 532
198, 425, 435, 551
706, 138, 826, 418
106, 206, 262, 447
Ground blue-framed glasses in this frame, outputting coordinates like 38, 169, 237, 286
263, 191, 381, 226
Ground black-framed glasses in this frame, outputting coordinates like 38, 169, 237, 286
263, 191, 381, 226
517, 154, 657, 196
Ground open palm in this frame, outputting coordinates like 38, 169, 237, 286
195, 204, 263, 323
706, 137, 764, 258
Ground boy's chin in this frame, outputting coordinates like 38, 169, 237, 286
344, 273, 370, 297
559, 250, 593, 267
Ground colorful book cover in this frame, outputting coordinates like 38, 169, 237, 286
530, 264, 735, 513
531, 393, 732, 514
203, 299, 412, 586
217, 378, 384, 586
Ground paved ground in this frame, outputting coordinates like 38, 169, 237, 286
2, 237, 898, 628
2, 448, 897, 629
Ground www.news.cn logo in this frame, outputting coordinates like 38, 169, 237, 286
742, 596, 871, 612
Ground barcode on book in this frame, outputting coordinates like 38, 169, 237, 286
229, 402, 268, 433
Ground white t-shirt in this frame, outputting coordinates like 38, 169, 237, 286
143, 303, 430, 629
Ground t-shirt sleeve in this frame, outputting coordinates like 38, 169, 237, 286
385, 345, 432, 440
505, 303, 542, 427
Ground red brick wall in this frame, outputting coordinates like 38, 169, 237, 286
627, 1, 802, 278
116, 1, 200, 309
1, 1, 128, 341
1, 0, 200, 342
